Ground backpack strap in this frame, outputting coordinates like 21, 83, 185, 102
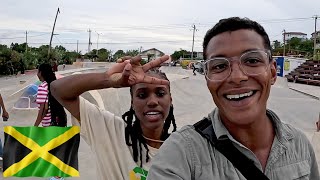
194, 118, 270, 180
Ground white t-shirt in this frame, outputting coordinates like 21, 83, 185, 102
78, 97, 158, 180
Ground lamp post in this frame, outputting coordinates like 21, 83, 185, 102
95, 31, 102, 55
48, 8, 60, 60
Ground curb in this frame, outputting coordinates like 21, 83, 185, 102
289, 87, 320, 100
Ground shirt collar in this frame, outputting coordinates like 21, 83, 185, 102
209, 108, 294, 143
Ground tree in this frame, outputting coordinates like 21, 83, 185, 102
0, 43, 83, 74
10, 43, 27, 53
0, 44, 8, 51
55, 45, 66, 52
97, 48, 112, 62
125, 49, 139, 57
63, 51, 81, 64
272, 40, 281, 50
113, 50, 125, 60
288, 37, 302, 50
0, 47, 12, 75
171, 49, 188, 60
300, 39, 313, 54
23, 51, 38, 69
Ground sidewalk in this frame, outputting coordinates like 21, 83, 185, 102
288, 82, 320, 100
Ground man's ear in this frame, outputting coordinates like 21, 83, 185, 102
270, 60, 277, 85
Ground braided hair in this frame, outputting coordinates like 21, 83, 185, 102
122, 69, 177, 167
38, 64, 67, 126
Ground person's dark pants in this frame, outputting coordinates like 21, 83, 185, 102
0, 138, 3, 158
0, 107, 2, 157
193, 68, 196, 75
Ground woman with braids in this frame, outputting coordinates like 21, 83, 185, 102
34, 63, 67, 127
51, 55, 177, 180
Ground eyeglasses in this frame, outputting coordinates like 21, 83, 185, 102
204, 50, 271, 81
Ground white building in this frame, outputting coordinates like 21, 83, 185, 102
283, 32, 307, 42
140, 48, 164, 61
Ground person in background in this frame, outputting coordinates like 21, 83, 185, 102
34, 63, 67, 128
316, 112, 320, 132
0, 93, 9, 121
191, 62, 197, 75
52, 60, 58, 72
0, 93, 9, 159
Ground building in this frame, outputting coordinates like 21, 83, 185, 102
140, 48, 164, 61
283, 32, 307, 42
311, 31, 320, 50
179, 51, 203, 60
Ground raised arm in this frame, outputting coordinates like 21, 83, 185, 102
0, 93, 9, 119
51, 55, 169, 121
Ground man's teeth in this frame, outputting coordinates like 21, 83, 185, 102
146, 112, 160, 115
226, 91, 254, 100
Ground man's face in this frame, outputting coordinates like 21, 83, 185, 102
205, 29, 277, 127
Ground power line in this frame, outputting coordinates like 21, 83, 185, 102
0, 33, 49, 40
54, 35, 63, 45
27, 39, 202, 45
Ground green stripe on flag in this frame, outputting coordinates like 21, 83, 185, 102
13, 126, 73, 146
13, 158, 71, 177
3, 126, 80, 177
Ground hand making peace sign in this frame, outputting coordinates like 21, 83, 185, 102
106, 55, 170, 88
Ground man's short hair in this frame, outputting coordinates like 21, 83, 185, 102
203, 17, 272, 60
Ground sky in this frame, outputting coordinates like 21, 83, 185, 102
0, 0, 319, 55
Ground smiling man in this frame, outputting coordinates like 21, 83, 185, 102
147, 17, 319, 180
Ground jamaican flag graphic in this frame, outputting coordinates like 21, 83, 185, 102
3, 126, 80, 177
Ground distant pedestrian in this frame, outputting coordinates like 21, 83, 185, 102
19, 59, 25, 74
34, 63, 67, 127
0, 93, 9, 121
191, 63, 196, 75
52, 61, 58, 72
0, 93, 9, 159
316, 112, 320, 132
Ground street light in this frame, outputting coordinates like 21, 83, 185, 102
95, 31, 102, 55
48, 8, 60, 58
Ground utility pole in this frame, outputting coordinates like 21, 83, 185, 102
77, 40, 79, 53
88, 29, 92, 53
283, 29, 286, 56
48, 8, 60, 57
25, 31, 28, 52
95, 31, 101, 55
313, 15, 318, 59
191, 24, 198, 60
